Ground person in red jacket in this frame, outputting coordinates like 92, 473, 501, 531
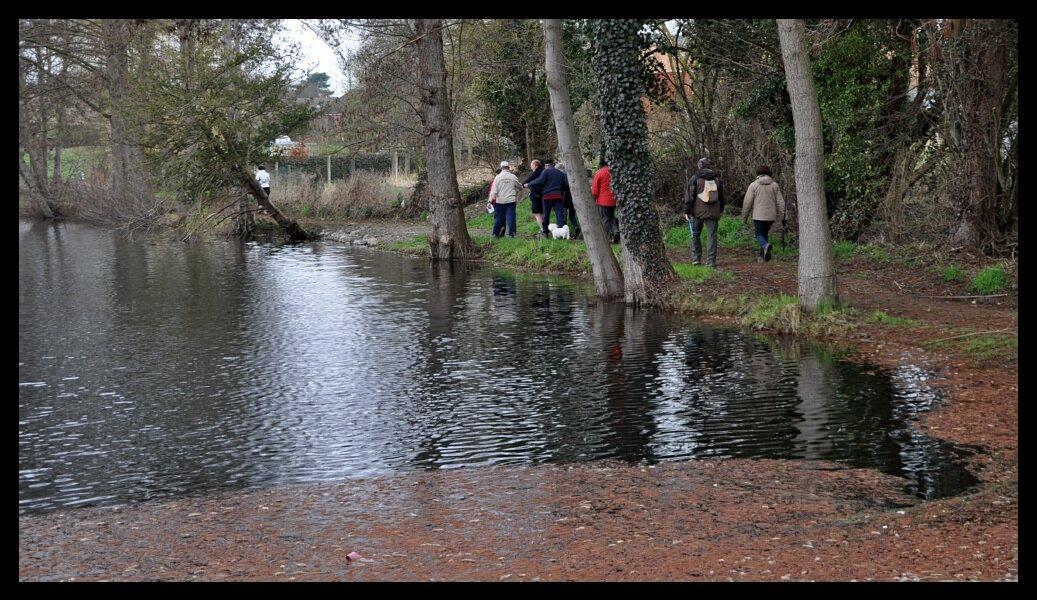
591, 159, 619, 243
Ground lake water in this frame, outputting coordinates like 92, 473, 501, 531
18, 220, 978, 514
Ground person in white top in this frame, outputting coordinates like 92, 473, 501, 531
489, 161, 524, 238
255, 166, 271, 197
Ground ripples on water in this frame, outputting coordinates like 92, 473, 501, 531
18, 220, 977, 514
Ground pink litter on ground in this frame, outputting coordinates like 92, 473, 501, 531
346, 552, 361, 562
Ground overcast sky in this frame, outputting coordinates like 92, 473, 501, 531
276, 19, 358, 96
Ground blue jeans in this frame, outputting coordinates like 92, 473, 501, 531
753, 219, 774, 251
492, 202, 517, 237
689, 218, 717, 265
542, 198, 566, 233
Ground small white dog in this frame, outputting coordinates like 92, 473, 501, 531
547, 223, 570, 240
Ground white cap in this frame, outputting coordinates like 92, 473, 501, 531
500, 161, 510, 169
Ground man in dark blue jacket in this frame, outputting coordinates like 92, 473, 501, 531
524, 160, 569, 236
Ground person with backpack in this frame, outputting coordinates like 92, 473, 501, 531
741, 165, 786, 262
490, 161, 524, 238
591, 159, 619, 243
683, 157, 725, 267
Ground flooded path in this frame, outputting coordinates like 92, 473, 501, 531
19, 220, 978, 516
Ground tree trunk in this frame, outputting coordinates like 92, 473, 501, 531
947, 20, 1011, 253
589, 19, 676, 305
230, 194, 254, 238
103, 19, 145, 204
415, 19, 475, 260
777, 19, 838, 311
543, 19, 624, 300
239, 166, 311, 241
525, 124, 532, 165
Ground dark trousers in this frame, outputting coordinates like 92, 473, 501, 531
492, 202, 517, 237
753, 219, 774, 252
598, 205, 619, 241
690, 217, 718, 265
542, 198, 566, 233
567, 207, 581, 238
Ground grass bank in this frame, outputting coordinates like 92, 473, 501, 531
379, 201, 1016, 369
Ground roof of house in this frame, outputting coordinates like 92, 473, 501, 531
295, 82, 332, 100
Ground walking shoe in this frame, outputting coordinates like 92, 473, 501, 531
756, 256, 765, 263
764, 243, 773, 262
692, 260, 701, 266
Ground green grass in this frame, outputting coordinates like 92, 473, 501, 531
866, 310, 919, 328
388, 235, 429, 253
832, 240, 856, 259
970, 265, 1009, 295
737, 296, 920, 337
742, 294, 801, 334
927, 331, 1018, 366
673, 262, 734, 283
832, 240, 891, 262
941, 264, 967, 283
961, 334, 1017, 364
21, 145, 108, 181
477, 234, 592, 272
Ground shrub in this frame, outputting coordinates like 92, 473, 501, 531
941, 264, 967, 283
832, 240, 856, 259
665, 223, 690, 247
273, 171, 403, 220
970, 265, 1008, 295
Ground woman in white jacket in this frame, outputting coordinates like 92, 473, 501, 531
741, 165, 786, 262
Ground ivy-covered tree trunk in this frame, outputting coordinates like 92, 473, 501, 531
777, 19, 838, 311
588, 19, 675, 305
543, 19, 624, 300
415, 19, 475, 260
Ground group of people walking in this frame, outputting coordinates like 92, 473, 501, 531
489, 155, 785, 267
488, 158, 619, 243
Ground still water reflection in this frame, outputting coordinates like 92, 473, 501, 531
19, 221, 977, 514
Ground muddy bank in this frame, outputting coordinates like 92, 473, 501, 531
315, 220, 431, 247
19, 454, 1016, 582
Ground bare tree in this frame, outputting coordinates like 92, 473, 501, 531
543, 19, 624, 300
414, 19, 475, 259
777, 19, 838, 310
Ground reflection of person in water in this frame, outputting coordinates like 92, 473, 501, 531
594, 303, 663, 462
489, 272, 519, 325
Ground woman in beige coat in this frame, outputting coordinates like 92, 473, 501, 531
741, 165, 786, 262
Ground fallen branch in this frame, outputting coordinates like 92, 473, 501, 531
921, 327, 1016, 346
210, 207, 263, 230
893, 280, 904, 291
916, 293, 1008, 300
180, 198, 241, 242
